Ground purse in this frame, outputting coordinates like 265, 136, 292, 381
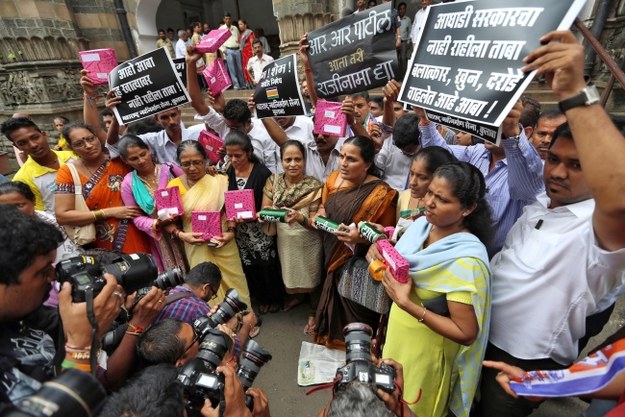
338, 256, 391, 314
62, 163, 96, 246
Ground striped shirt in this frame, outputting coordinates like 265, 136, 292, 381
419, 122, 544, 256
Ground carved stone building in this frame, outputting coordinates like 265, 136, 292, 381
1, 0, 624, 168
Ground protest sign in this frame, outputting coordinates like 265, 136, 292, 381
399, 0, 586, 143
172, 57, 186, 87
78, 48, 118, 85
307, 3, 398, 98
109, 48, 190, 125
253, 54, 306, 119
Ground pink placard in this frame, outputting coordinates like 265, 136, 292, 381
377, 239, 410, 284
78, 48, 118, 85
195, 28, 232, 54
191, 211, 222, 240
313, 99, 347, 137
198, 130, 224, 164
154, 187, 183, 219
224, 189, 256, 221
203, 58, 232, 96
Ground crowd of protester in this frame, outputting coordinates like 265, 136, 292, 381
2, 2, 625, 417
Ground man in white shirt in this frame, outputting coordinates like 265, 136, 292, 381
219, 13, 246, 90
477, 30, 625, 417
175, 29, 189, 59
246, 39, 274, 85
410, 0, 431, 44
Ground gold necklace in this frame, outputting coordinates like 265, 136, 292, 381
138, 165, 160, 191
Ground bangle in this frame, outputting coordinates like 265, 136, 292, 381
125, 331, 142, 336
171, 229, 181, 239
83, 93, 98, 106
227, 226, 236, 234
65, 343, 91, 353
93, 209, 105, 221
300, 214, 308, 225
127, 322, 145, 334
304, 68, 312, 73
62, 359, 92, 372
66, 350, 90, 360
417, 303, 427, 322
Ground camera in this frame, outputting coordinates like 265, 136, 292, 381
334, 323, 396, 394
192, 288, 247, 339
177, 328, 233, 408
0, 369, 105, 417
56, 253, 183, 302
238, 339, 272, 410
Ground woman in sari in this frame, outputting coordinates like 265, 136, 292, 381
225, 131, 283, 314
238, 20, 255, 89
370, 162, 492, 417
118, 135, 187, 273
164, 140, 250, 306
260, 140, 323, 316
55, 123, 150, 254
313, 135, 397, 348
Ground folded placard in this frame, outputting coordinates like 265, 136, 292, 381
203, 58, 232, 96
195, 28, 231, 54
155, 187, 183, 219
191, 211, 222, 240
198, 130, 224, 164
79, 48, 118, 85
313, 99, 347, 137
224, 189, 256, 220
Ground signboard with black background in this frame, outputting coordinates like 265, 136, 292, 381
253, 54, 306, 119
399, 0, 586, 143
307, 3, 399, 98
109, 48, 191, 125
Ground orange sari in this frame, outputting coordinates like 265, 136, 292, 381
56, 159, 150, 254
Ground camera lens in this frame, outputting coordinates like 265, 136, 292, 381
237, 339, 272, 389
196, 329, 232, 371
102, 253, 158, 294
13, 369, 105, 417
343, 322, 373, 364
153, 267, 184, 290
206, 288, 247, 328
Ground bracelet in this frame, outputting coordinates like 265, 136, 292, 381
304, 68, 312, 73
93, 209, 105, 221
66, 350, 90, 360
417, 303, 427, 322
65, 343, 91, 353
171, 229, 181, 240
300, 214, 308, 225
127, 322, 145, 334
125, 331, 142, 337
62, 359, 92, 372
83, 93, 98, 106
226, 226, 236, 234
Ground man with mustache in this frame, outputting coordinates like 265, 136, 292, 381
477, 30, 625, 417
530, 110, 567, 160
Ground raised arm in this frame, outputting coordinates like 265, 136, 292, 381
299, 34, 318, 107
80, 70, 107, 146
523, 30, 625, 251
186, 45, 210, 116
500, 100, 544, 201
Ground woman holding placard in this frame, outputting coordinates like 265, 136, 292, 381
118, 134, 187, 273
165, 140, 250, 306
225, 131, 284, 314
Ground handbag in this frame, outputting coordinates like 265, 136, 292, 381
338, 256, 390, 314
62, 163, 96, 246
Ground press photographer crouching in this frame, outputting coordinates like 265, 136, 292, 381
316, 323, 414, 417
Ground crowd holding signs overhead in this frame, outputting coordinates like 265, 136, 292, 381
5, 1, 625, 417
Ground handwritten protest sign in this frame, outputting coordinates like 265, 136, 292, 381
307, 3, 398, 98
253, 54, 306, 119
109, 48, 190, 125
399, 0, 586, 143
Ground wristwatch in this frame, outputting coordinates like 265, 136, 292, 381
558, 85, 600, 112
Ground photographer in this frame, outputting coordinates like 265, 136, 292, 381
0, 205, 122, 404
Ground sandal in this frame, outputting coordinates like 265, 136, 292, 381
282, 296, 304, 312
249, 324, 261, 339
259, 305, 270, 315
268, 304, 281, 313
304, 316, 316, 335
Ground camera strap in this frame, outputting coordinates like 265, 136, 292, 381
85, 288, 99, 376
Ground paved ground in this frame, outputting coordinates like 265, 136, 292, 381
249, 296, 625, 417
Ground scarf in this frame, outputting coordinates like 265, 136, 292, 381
131, 170, 155, 215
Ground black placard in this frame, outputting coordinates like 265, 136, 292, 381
307, 3, 399, 98
253, 54, 306, 119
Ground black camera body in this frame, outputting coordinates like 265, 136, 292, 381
177, 328, 233, 408
334, 323, 396, 394
56, 253, 182, 302
192, 288, 247, 339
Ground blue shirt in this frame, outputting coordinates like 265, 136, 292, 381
420, 122, 544, 256
155, 286, 210, 325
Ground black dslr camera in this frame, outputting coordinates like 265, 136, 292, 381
0, 369, 105, 417
334, 323, 396, 394
238, 339, 272, 410
56, 253, 183, 302
177, 328, 233, 408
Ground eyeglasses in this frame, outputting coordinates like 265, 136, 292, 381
180, 160, 205, 168
72, 135, 98, 149
178, 325, 200, 361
